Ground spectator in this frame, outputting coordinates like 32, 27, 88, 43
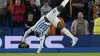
8, 0, 13, 12
30, 0, 41, 22
88, 1, 92, 9
24, 0, 40, 7
25, 12, 35, 31
24, 0, 40, 8
88, 0, 100, 20
72, 0, 88, 17
24, 0, 32, 21
49, 17, 65, 35
25, 12, 35, 35
71, 12, 90, 35
41, 0, 52, 16
11, 0, 25, 27
25, 0, 41, 22
94, 11, 100, 35
23, 0, 31, 9
88, 0, 100, 33
0, 0, 8, 25
6, 0, 13, 27
40, 0, 52, 7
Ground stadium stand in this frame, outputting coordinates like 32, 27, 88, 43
0, 27, 12, 35
12, 27, 24, 35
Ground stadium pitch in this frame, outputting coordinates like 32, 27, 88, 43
0, 53, 100, 56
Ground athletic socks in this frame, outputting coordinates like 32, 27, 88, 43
61, 28, 75, 40
61, 0, 69, 7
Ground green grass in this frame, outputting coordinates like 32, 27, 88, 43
0, 53, 100, 56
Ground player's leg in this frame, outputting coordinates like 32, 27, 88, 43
20, 27, 33, 47
37, 35, 45, 54
52, 17, 78, 46
57, 21, 78, 46
21, 27, 33, 42
50, 0, 77, 42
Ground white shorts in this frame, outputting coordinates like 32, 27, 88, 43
51, 17, 60, 27
46, 7, 60, 27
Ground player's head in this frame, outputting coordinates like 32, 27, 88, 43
28, 12, 33, 21
43, 0, 49, 7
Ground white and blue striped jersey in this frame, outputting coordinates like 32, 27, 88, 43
31, 7, 60, 37
32, 16, 50, 37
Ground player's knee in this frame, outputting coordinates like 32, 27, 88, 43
57, 22, 64, 30
40, 43, 43, 46
25, 30, 30, 34
40, 45, 43, 48
57, 5, 64, 12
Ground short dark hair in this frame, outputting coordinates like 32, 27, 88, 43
43, 0, 48, 3
28, 12, 33, 15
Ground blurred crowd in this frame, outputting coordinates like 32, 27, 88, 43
0, 0, 100, 35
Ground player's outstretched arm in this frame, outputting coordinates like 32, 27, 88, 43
61, 0, 69, 7
21, 27, 32, 42
57, 0, 69, 12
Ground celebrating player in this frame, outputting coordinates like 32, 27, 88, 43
21, 0, 78, 54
